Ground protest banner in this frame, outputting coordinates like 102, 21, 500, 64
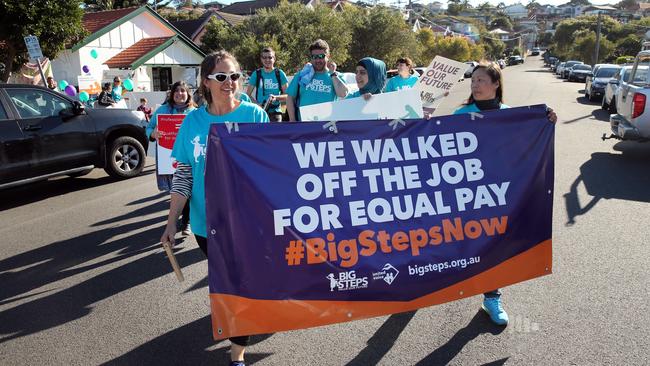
299, 88, 423, 122
418, 56, 467, 115
155, 114, 185, 175
205, 105, 554, 340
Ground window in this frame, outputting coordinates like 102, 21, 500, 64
631, 56, 650, 86
0, 101, 8, 120
6, 89, 71, 119
152, 67, 172, 92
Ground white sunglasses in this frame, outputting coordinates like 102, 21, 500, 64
207, 72, 242, 82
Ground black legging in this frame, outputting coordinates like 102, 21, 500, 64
180, 201, 190, 229
195, 235, 250, 347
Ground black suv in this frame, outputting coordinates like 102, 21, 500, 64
0, 84, 149, 189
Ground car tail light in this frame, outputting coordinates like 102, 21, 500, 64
632, 93, 646, 119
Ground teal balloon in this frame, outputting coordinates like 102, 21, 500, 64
79, 91, 89, 102
123, 78, 134, 91
90, 49, 98, 59
58, 80, 68, 90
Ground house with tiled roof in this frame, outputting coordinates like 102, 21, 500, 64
50, 6, 205, 93
172, 10, 246, 46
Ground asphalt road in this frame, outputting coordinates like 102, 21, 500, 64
1, 56, 649, 365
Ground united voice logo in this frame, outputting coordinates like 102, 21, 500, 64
326, 270, 368, 292
372, 263, 399, 285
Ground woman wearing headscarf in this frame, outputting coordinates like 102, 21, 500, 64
347, 57, 387, 100
146, 81, 197, 236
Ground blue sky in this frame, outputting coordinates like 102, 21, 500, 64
203, 0, 615, 8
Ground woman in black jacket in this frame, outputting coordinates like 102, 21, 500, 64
96, 83, 116, 107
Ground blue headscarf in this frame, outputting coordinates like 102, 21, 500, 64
357, 57, 387, 95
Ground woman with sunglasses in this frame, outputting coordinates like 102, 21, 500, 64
160, 51, 268, 366
146, 81, 197, 235
346, 57, 387, 100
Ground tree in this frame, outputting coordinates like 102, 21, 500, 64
479, 33, 506, 59
572, 30, 615, 65
552, 15, 621, 59
340, 6, 419, 71
419, 35, 478, 62
616, 0, 638, 11
490, 16, 513, 31
0, 0, 86, 82
477, 2, 494, 14
614, 35, 642, 58
202, 2, 352, 72
83, 0, 173, 11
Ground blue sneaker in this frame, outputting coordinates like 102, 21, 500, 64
482, 296, 509, 325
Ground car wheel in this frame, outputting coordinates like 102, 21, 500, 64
601, 95, 609, 110
105, 136, 145, 178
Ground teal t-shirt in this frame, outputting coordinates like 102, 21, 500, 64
346, 90, 361, 99
248, 68, 288, 114
171, 102, 270, 237
384, 74, 419, 92
112, 86, 123, 102
453, 103, 510, 114
238, 92, 251, 103
287, 71, 343, 120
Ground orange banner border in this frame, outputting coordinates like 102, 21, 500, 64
210, 239, 552, 340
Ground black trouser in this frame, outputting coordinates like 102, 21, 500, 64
268, 112, 282, 122
180, 201, 190, 229
195, 235, 250, 347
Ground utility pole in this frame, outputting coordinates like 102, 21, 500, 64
594, 11, 602, 65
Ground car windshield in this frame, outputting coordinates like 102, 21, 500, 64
573, 65, 591, 71
596, 68, 620, 78
633, 67, 649, 83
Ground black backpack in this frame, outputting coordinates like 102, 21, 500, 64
255, 67, 294, 121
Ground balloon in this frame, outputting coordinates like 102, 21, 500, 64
58, 80, 68, 91
90, 49, 98, 59
79, 91, 89, 102
82, 65, 90, 74
64, 85, 77, 97
123, 78, 134, 91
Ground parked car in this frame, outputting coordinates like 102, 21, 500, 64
568, 64, 592, 82
0, 84, 149, 189
585, 64, 621, 101
608, 53, 650, 141
602, 66, 634, 113
546, 57, 558, 67
562, 61, 584, 79
554, 61, 565, 74
386, 67, 425, 79
463, 61, 479, 78
508, 56, 524, 65
531, 47, 541, 56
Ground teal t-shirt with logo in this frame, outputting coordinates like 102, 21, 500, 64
248, 68, 288, 114
171, 102, 269, 237
287, 71, 344, 120
384, 74, 419, 92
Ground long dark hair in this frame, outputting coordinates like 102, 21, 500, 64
465, 62, 504, 105
199, 50, 240, 105
164, 81, 196, 108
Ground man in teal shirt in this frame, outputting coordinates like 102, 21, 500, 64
286, 39, 349, 121
246, 47, 289, 122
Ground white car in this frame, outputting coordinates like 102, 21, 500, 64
608, 53, 650, 141
602, 66, 634, 113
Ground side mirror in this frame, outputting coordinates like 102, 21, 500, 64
72, 101, 85, 115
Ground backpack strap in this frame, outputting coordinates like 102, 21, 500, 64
256, 68, 265, 101
275, 68, 283, 93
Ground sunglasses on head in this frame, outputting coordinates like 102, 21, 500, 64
207, 72, 242, 82
310, 53, 326, 60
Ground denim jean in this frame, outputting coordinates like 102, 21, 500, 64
484, 289, 502, 298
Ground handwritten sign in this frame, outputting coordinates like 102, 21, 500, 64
156, 114, 185, 175
418, 56, 467, 115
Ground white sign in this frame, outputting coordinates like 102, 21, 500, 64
24, 35, 43, 61
417, 56, 466, 114
299, 88, 423, 122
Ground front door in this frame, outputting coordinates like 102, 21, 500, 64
152, 67, 173, 91
0, 94, 32, 185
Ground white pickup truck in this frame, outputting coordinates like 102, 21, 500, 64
606, 50, 650, 141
